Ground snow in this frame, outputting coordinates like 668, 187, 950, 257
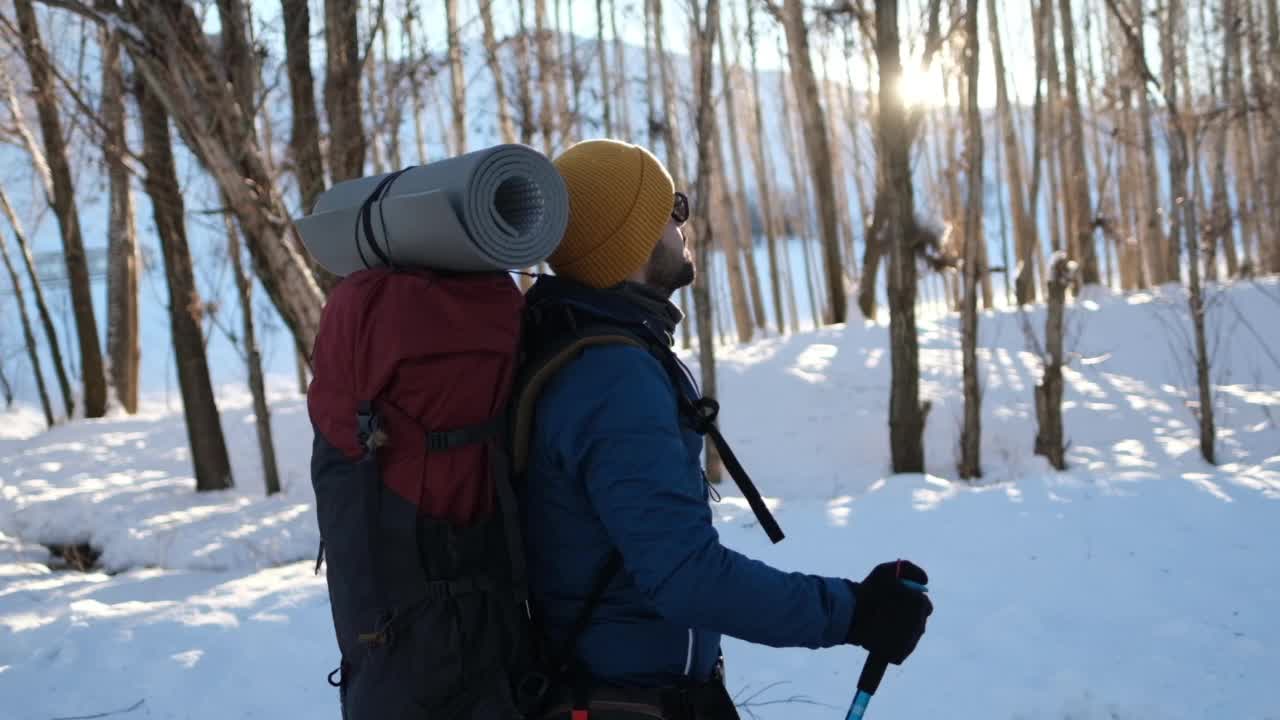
2, 278, 1279, 719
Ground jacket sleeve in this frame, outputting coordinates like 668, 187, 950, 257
552, 345, 855, 649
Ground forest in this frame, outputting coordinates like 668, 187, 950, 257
4, 0, 1275, 489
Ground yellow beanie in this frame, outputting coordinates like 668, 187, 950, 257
550, 139, 675, 288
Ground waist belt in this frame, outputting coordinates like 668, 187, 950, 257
538, 681, 739, 720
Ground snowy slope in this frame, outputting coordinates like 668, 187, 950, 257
1, 278, 1278, 719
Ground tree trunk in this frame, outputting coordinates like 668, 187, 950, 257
777, 0, 845, 324
779, 67, 822, 330
878, 0, 926, 473
0, 232, 53, 427
536, 0, 556, 151
226, 212, 281, 495
1207, 69, 1229, 282
746, 0, 786, 334
325, 0, 365, 180
1130, 0, 1167, 285
137, 77, 233, 492
101, 33, 140, 414
282, 0, 328, 215
132, 2, 325, 354
652, 0, 690, 347
480, 0, 517, 144
1210, 0, 1240, 279
992, 95, 1013, 305
442, 0, 467, 153
15, 0, 107, 418
1229, 0, 1259, 272
718, 19, 767, 333
645, 0, 657, 148
0, 354, 11, 410
611, 0, 631, 140
959, 0, 983, 480
691, 0, 721, 483
1035, 253, 1070, 470
567, 0, 584, 138
380, 8, 402, 170
1183, 135, 1216, 464
404, 2, 430, 162
1028, 0, 1051, 298
596, 0, 614, 135
1265, 0, 1280, 273
553, 0, 571, 140
364, 11, 386, 175
0, 186, 72, 418
1082, 0, 1117, 290
1162, 0, 1185, 283
818, 50, 858, 284
1058, 0, 1101, 286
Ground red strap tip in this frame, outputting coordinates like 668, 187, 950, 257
572, 710, 589, 720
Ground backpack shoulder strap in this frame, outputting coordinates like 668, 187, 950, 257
510, 326, 649, 476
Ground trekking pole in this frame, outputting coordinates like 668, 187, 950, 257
844, 579, 928, 720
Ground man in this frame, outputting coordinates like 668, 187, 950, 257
520, 139, 932, 719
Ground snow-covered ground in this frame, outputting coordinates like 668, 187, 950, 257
2, 279, 1278, 719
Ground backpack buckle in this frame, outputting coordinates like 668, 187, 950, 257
356, 402, 385, 451
688, 397, 720, 435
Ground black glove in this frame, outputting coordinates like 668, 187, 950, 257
846, 560, 933, 665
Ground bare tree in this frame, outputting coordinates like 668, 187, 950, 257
596, 0, 613, 134
379, 6, 403, 170
0, 349, 12, 410
0, 185, 71, 418
1227, 0, 1260, 272
959, 0, 982, 480
282, 0, 327, 212
1033, 253, 1072, 469
364, 9, 386, 174
1058, 0, 1101, 286
403, 1, 431, 161
480, 0, 516, 144
720, 8, 767, 331
38, 0, 325, 356
325, 0, 365, 179
651, 0, 693, 348
1126, 0, 1168, 285
0, 232, 53, 427
225, 212, 282, 495
769, 0, 846, 324
611, 0, 631, 140
988, 0, 1038, 304
745, 0, 786, 334
514, 0, 537, 145
535, 0, 556, 150
691, 0, 722, 482
15, 0, 107, 418
1107, 0, 1216, 464
137, 76, 233, 491
778, 66, 822, 330
877, 0, 935, 473
100, 32, 140, 414
1208, 1, 1238, 281
445, 0, 467, 152
281, 0, 338, 293
1266, 0, 1280, 272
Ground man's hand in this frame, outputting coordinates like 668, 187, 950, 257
846, 560, 933, 664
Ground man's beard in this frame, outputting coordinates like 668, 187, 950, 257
645, 246, 695, 296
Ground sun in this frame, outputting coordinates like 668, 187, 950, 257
896, 62, 944, 109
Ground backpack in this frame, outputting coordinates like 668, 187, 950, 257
308, 267, 782, 720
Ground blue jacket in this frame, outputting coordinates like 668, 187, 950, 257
521, 277, 855, 688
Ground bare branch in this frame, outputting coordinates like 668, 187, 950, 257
0, 13, 146, 174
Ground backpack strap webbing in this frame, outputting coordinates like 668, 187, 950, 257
510, 331, 647, 475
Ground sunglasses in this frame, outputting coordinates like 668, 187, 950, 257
672, 191, 689, 226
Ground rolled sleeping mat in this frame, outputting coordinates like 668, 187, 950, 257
293, 144, 569, 276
